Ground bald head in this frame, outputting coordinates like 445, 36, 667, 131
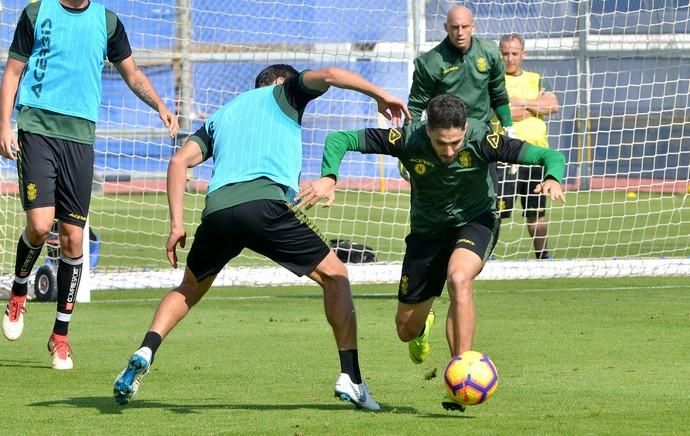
444, 6, 475, 51
447, 6, 474, 22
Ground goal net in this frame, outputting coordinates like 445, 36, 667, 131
1, 0, 688, 294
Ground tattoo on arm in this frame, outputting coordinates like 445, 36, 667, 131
130, 75, 159, 110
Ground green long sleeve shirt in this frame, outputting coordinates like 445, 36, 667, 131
408, 36, 512, 127
321, 119, 566, 235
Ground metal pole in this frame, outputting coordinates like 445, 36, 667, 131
175, 0, 194, 188
576, 0, 592, 190
175, 0, 193, 135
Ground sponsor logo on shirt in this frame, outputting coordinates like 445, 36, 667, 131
408, 158, 434, 176
31, 18, 53, 98
443, 66, 460, 75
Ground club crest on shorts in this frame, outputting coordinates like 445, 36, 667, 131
399, 274, 409, 295
26, 182, 37, 201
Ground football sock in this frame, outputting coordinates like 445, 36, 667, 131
52, 255, 83, 336
338, 349, 362, 384
11, 276, 30, 298
140, 331, 162, 363
536, 250, 551, 260
13, 231, 44, 297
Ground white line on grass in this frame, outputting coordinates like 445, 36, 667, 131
89, 284, 684, 304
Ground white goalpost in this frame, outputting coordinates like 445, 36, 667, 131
1, 0, 689, 297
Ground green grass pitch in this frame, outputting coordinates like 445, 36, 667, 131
2, 189, 689, 271
2, 277, 689, 434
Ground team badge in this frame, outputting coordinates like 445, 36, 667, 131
400, 274, 409, 295
498, 199, 506, 210
486, 132, 500, 149
26, 182, 37, 201
476, 57, 488, 73
458, 150, 472, 168
414, 163, 427, 175
388, 128, 402, 145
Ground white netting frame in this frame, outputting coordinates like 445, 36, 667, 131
1, 0, 689, 291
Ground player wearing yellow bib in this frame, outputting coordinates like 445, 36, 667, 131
494, 33, 560, 260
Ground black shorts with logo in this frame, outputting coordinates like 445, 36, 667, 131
397, 211, 500, 304
496, 164, 546, 220
186, 199, 331, 282
17, 131, 94, 228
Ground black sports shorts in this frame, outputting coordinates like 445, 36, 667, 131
17, 131, 93, 228
186, 199, 331, 281
397, 211, 500, 304
496, 164, 546, 220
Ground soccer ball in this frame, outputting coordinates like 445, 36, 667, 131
444, 351, 499, 406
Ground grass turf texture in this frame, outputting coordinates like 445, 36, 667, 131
2, 189, 689, 271
2, 277, 689, 434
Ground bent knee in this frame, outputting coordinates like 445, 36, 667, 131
395, 316, 421, 342
26, 223, 52, 243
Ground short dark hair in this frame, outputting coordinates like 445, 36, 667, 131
254, 64, 299, 88
426, 94, 467, 130
499, 33, 525, 50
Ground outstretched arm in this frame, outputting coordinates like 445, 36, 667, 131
297, 130, 361, 209
115, 55, 180, 138
166, 140, 203, 268
534, 177, 565, 203
298, 127, 404, 209
301, 67, 410, 126
518, 144, 566, 204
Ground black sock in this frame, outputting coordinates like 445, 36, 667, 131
13, 232, 43, 297
11, 278, 29, 298
536, 250, 550, 260
338, 349, 362, 384
52, 256, 83, 336
140, 331, 163, 363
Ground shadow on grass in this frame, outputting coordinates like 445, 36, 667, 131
29, 396, 418, 415
0, 359, 48, 369
418, 412, 475, 419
